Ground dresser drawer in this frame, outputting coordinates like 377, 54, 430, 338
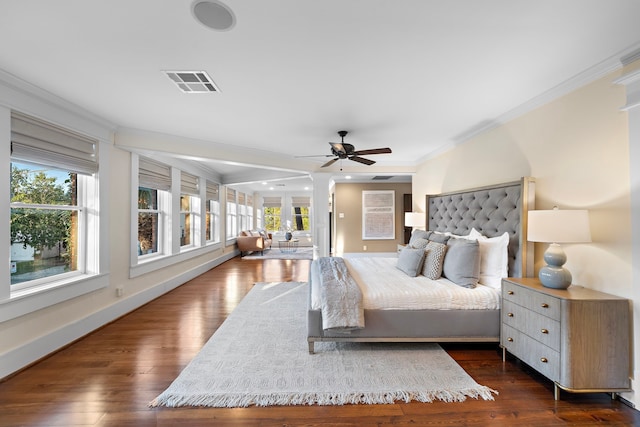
502, 324, 560, 381
502, 281, 561, 320
502, 300, 561, 350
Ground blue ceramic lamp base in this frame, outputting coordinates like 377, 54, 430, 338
539, 243, 572, 289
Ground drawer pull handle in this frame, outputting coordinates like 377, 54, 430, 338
541, 303, 549, 308
507, 312, 514, 317
507, 291, 514, 295
541, 329, 549, 334
540, 357, 548, 363
507, 337, 513, 342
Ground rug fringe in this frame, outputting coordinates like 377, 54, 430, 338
150, 386, 497, 408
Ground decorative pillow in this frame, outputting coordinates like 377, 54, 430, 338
442, 237, 480, 288
408, 229, 431, 246
396, 247, 426, 277
421, 241, 448, 280
469, 229, 509, 289
409, 237, 429, 249
427, 231, 450, 244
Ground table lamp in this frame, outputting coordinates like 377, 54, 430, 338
527, 207, 591, 289
405, 212, 426, 229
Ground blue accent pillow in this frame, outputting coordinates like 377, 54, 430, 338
442, 237, 480, 288
396, 247, 426, 277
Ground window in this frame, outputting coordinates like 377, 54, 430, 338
226, 188, 237, 239
138, 158, 171, 258
206, 181, 220, 243
9, 112, 99, 290
291, 196, 311, 231
180, 172, 199, 248
256, 207, 263, 230
10, 163, 80, 287
246, 194, 254, 231
262, 196, 282, 232
237, 191, 246, 232
138, 187, 160, 255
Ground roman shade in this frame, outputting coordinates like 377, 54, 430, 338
180, 172, 199, 195
226, 188, 236, 203
291, 196, 310, 207
10, 111, 98, 175
139, 158, 171, 191
206, 181, 219, 201
262, 197, 281, 208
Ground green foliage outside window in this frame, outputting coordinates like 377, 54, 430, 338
10, 165, 74, 252
292, 206, 310, 231
10, 164, 77, 283
263, 207, 281, 231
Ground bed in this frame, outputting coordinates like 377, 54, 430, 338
307, 177, 535, 353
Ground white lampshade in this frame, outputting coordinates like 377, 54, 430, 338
405, 212, 426, 228
527, 208, 591, 290
527, 209, 591, 243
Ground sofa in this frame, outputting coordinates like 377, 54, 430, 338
237, 230, 272, 256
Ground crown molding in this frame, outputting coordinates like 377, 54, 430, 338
0, 68, 115, 140
417, 41, 640, 163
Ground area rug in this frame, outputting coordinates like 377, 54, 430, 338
150, 282, 497, 408
241, 246, 313, 260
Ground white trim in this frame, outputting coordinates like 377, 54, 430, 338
0, 69, 114, 142
0, 274, 109, 323
130, 241, 227, 278
0, 250, 236, 380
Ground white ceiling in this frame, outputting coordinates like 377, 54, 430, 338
2, 1, 640, 193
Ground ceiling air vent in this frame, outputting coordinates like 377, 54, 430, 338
372, 176, 393, 180
164, 71, 220, 93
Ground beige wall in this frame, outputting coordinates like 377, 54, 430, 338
334, 182, 412, 254
414, 70, 632, 298
413, 67, 639, 402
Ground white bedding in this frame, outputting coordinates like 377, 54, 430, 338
310, 257, 500, 311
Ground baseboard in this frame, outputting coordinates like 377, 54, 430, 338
0, 251, 236, 380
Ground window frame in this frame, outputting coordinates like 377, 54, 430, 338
1, 108, 107, 322
129, 154, 223, 278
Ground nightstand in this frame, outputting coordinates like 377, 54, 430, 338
500, 277, 630, 400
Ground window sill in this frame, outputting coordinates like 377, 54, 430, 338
0, 273, 108, 323
130, 242, 223, 278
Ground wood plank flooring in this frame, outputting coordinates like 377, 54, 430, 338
0, 257, 638, 426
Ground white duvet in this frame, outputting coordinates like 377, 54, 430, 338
310, 256, 500, 311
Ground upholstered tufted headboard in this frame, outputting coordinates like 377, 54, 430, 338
425, 177, 535, 278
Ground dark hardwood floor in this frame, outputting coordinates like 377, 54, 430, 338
1, 257, 638, 426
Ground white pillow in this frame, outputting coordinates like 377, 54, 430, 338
469, 229, 509, 289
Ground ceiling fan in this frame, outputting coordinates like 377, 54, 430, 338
299, 131, 392, 168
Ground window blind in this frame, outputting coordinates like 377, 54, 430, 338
246, 195, 253, 207
237, 192, 245, 205
206, 181, 219, 201
291, 196, 311, 207
10, 111, 98, 175
226, 188, 236, 203
262, 196, 281, 208
139, 158, 171, 191
180, 172, 199, 195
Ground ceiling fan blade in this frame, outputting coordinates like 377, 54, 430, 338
349, 156, 376, 166
321, 158, 339, 168
294, 154, 334, 158
329, 142, 346, 155
352, 147, 392, 156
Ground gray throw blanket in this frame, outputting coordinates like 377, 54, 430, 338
317, 257, 365, 332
